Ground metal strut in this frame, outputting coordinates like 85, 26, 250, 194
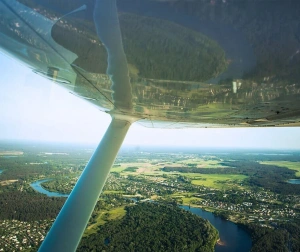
39, 116, 132, 252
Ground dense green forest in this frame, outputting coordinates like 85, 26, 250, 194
162, 161, 300, 194
0, 143, 87, 221
241, 221, 300, 252
78, 202, 218, 252
0, 192, 65, 221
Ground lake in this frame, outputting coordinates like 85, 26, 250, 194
287, 179, 300, 184
31, 180, 252, 251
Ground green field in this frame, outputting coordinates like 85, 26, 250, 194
103, 190, 125, 194
177, 158, 222, 168
191, 174, 248, 189
85, 206, 126, 236
170, 192, 202, 205
111, 165, 127, 173
260, 161, 300, 177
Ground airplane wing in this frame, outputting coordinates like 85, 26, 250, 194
1, 0, 300, 251
1, 0, 299, 128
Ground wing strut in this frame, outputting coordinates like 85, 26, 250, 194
39, 115, 132, 252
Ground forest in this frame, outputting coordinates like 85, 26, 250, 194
241, 221, 300, 252
0, 191, 65, 221
161, 161, 300, 194
78, 202, 218, 252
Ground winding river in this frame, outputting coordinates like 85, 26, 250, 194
30, 179, 69, 197
30, 179, 252, 251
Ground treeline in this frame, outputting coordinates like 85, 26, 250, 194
240, 222, 300, 252
161, 161, 294, 177
123, 166, 139, 172
0, 163, 53, 182
161, 161, 300, 194
217, 153, 300, 163
78, 202, 218, 252
0, 192, 65, 221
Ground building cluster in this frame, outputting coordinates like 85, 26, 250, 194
0, 220, 51, 251
192, 189, 299, 224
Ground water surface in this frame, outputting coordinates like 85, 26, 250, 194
31, 181, 252, 251
180, 206, 252, 252
30, 179, 69, 197
287, 179, 300, 184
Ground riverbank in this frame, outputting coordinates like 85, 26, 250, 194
180, 205, 252, 252
30, 178, 252, 251
30, 179, 69, 197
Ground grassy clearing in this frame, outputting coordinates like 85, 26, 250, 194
181, 196, 202, 205
103, 190, 125, 194
191, 174, 247, 189
85, 206, 126, 236
112, 162, 162, 174
260, 161, 300, 177
107, 207, 126, 221
177, 158, 222, 168
0, 151, 23, 156
111, 166, 127, 173
170, 193, 200, 205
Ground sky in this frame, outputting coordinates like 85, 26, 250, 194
1, 53, 300, 150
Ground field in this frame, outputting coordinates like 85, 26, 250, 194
85, 206, 126, 236
111, 159, 247, 190
113, 158, 228, 176
260, 161, 300, 177
176, 158, 222, 168
190, 174, 248, 189
0, 151, 23, 156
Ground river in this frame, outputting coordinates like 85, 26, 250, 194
288, 179, 300, 184
180, 206, 251, 252
30, 179, 69, 197
30, 179, 252, 251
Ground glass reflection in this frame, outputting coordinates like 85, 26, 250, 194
0, 0, 299, 127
